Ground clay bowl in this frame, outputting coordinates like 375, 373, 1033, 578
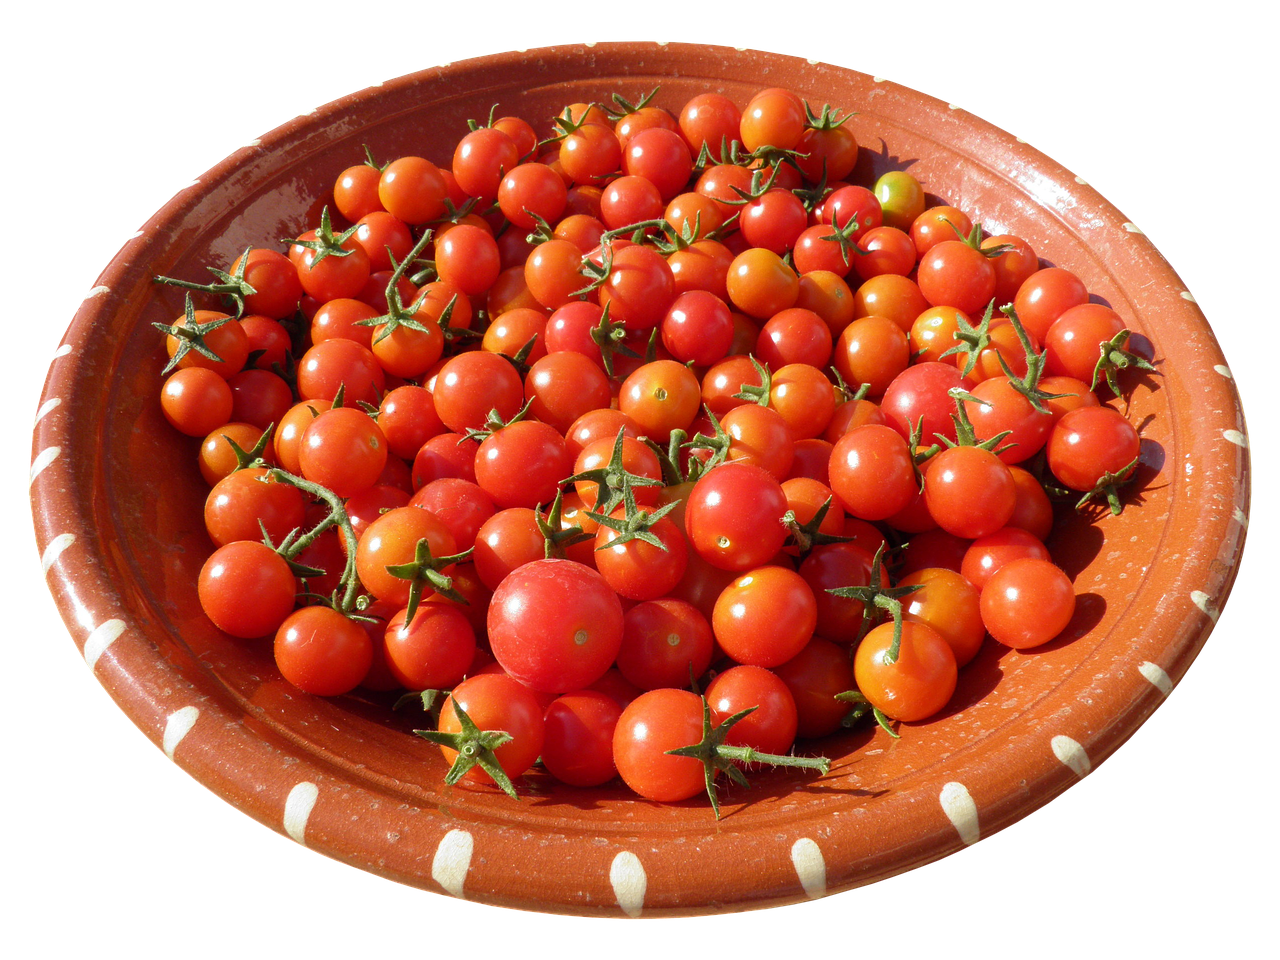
29, 43, 1248, 916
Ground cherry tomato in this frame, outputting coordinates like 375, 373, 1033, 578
273, 606, 374, 697
900, 567, 985, 667
684, 462, 789, 571
828, 424, 918, 522
613, 688, 708, 802
474, 420, 572, 510
161, 367, 233, 437
487, 559, 624, 693
435, 673, 546, 786
198, 540, 297, 639
1046, 405, 1141, 492
854, 620, 957, 722
354, 505, 458, 608
616, 598, 714, 691
383, 601, 477, 691
378, 156, 448, 225
712, 565, 817, 668
541, 691, 622, 787
203, 466, 306, 548
980, 558, 1076, 649
298, 406, 388, 499
706, 665, 798, 757
923, 444, 1016, 539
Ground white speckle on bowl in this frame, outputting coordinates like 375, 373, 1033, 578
790, 838, 826, 898
85, 285, 110, 301
84, 618, 125, 671
1223, 429, 1247, 448
1138, 661, 1173, 696
283, 781, 319, 844
432, 829, 474, 898
163, 706, 200, 760
54, 343, 72, 359
1050, 735, 1091, 777
610, 851, 647, 917
939, 782, 979, 845
29, 445, 60, 484
1214, 364, 1232, 379
1180, 290, 1198, 303
1122, 222, 1143, 234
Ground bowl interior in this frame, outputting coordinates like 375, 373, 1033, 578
32, 43, 1248, 916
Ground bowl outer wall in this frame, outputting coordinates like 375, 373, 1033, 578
29, 43, 1249, 916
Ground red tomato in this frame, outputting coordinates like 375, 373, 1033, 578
706, 665, 798, 757
1046, 405, 1141, 492
383, 602, 477, 691
922, 445, 1016, 539
434, 674, 546, 786
854, 621, 957, 722
274, 606, 374, 697
203, 467, 306, 548
613, 688, 710, 802
616, 598, 714, 691
298, 406, 388, 498
684, 462, 789, 571
161, 367, 233, 437
354, 506, 458, 608
541, 691, 622, 787
828, 424, 918, 522
487, 559, 624, 693
900, 567, 985, 667
474, 420, 572, 510
593, 509, 689, 602
712, 565, 818, 668
198, 541, 297, 639
980, 558, 1076, 649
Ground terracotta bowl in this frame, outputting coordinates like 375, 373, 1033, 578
29, 43, 1249, 916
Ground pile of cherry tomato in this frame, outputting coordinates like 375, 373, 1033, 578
155, 83, 1153, 811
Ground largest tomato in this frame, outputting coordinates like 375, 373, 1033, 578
487, 559, 625, 693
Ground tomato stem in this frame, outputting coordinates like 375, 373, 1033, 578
665, 698, 830, 819
414, 702, 519, 800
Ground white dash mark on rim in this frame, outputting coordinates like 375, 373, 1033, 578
1181, 290, 1198, 303
1139, 661, 1173, 696
34, 397, 61, 424
243, 139, 261, 148
1075, 175, 1089, 185
1214, 364, 1233, 379
29, 446, 60, 484
432, 829, 474, 898
1223, 429, 1248, 448
873, 76, 886, 82
947, 103, 961, 111
940, 782, 979, 845
1051, 735, 1091, 777
1123, 222, 1144, 234
790, 838, 826, 898
1233, 507, 1249, 529
610, 851, 647, 918
163, 706, 200, 760
1187, 591, 1218, 619
41, 533, 75, 573
84, 619, 126, 670
85, 285, 111, 300
54, 343, 72, 358
283, 782, 319, 844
